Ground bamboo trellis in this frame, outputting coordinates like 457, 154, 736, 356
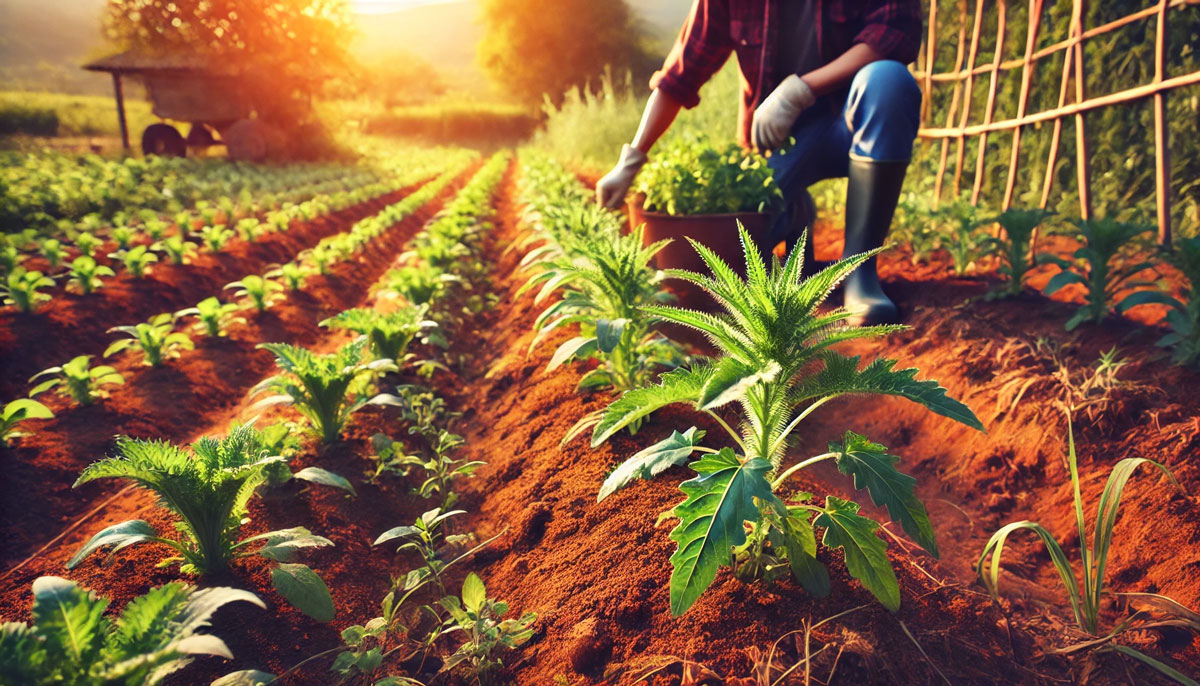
913, 0, 1200, 245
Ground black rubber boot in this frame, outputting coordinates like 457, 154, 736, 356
842, 158, 908, 326
772, 189, 817, 272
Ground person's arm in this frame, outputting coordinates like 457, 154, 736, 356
630, 89, 682, 155
799, 43, 884, 97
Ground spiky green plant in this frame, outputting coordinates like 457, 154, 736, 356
225, 275, 284, 313
979, 421, 1196, 685
592, 225, 984, 616
1117, 235, 1200, 367
320, 305, 439, 362
67, 256, 114, 295
104, 313, 193, 366
2, 268, 54, 313
252, 340, 397, 444
1039, 218, 1154, 330
984, 208, 1053, 299
30, 355, 124, 406
0, 576, 262, 686
1, 398, 53, 447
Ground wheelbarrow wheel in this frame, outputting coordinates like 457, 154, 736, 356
141, 123, 186, 157
224, 119, 274, 162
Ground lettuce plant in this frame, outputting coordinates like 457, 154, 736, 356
236, 217, 263, 243
1117, 235, 1200, 367
2, 268, 54, 313
70, 428, 338, 622
592, 226, 983, 615
979, 421, 1195, 684
983, 208, 1053, 299
438, 573, 537, 684
198, 224, 234, 253
252, 340, 397, 444
153, 235, 197, 265
1039, 218, 1154, 330
67, 256, 114, 295
225, 275, 284, 313
320, 305, 440, 362
1, 398, 53, 447
177, 296, 246, 338
29, 355, 124, 406
110, 225, 136, 251
74, 231, 102, 259
38, 237, 66, 269
105, 313, 194, 366
110, 244, 159, 278
0, 576, 262, 686
267, 261, 308, 291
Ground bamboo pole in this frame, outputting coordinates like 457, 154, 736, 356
1002, 0, 1044, 210
1153, 0, 1172, 245
971, 0, 1008, 205
1072, 0, 1092, 221
921, 0, 940, 127
952, 0, 987, 197
934, 0, 971, 208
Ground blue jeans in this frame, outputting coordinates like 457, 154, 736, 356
768, 60, 921, 242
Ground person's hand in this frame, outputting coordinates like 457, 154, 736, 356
751, 74, 816, 152
596, 144, 648, 209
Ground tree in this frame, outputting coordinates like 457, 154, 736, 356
477, 0, 650, 105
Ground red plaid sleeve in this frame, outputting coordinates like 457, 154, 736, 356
853, 0, 924, 64
649, 0, 735, 109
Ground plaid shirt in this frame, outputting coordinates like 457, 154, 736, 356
651, 0, 923, 148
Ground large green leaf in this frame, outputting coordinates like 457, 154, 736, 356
591, 364, 712, 446
597, 427, 706, 502
252, 528, 334, 563
831, 431, 938, 557
67, 519, 159, 569
291, 467, 357, 496
668, 449, 774, 616
211, 670, 276, 686
31, 576, 109, 668
697, 357, 780, 410
783, 513, 830, 597
271, 564, 335, 623
815, 497, 900, 611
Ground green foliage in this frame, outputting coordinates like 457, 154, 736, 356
67, 256, 114, 295
935, 198, 990, 276
984, 208, 1053, 298
634, 134, 781, 216
375, 507, 469, 595
374, 386, 482, 508
30, 355, 125, 406
153, 235, 197, 266
225, 274, 284, 313
1039, 217, 1155, 330
438, 573, 537, 684
105, 313, 194, 366
1, 398, 53, 447
252, 340, 396, 444
74, 232, 102, 259
2, 268, 54, 313
198, 224, 234, 253
594, 226, 983, 615
110, 244, 159, 278
38, 238, 66, 269
320, 305, 439, 363
0, 575, 262, 686
267, 262, 309, 291
110, 225, 137, 251
384, 264, 458, 306
1118, 235, 1200, 367
177, 296, 246, 338
979, 422, 1196, 683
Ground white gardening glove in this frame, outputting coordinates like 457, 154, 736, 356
751, 74, 817, 152
596, 144, 648, 209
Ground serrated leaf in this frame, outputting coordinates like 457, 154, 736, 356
598, 427, 706, 502
592, 364, 712, 446
832, 431, 938, 557
698, 357, 780, 410
668, 449, 775, 616
271, 564, 335, 622
292, 467, 357, 496
67, 520, 159, 569
815, 497, 900, 611
31, 576, 108, 664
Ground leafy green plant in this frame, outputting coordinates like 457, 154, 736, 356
29, 355, 124, 406
2, 268, 54, 313
143, 218, 169, 241
979, 421, 1196, 684
252, 340, 397, 444
225, 275, 284, 313
1, 398, 53, 447
0, 575, 262, 686
38, 238, 66, 269
153, 235, 197, 265
110, 244, 159, 278
1117, 235, 1200, 367
1039, 217, 1154, 330
236, 217, 263, 242
634, 134, 780, 215
110, 225, 137, 251
69, 428, 338, 622
983, 208, 1053, 298
74, 232, 102, 259
437, 573, 537, 684
592, 226, 983, 615
0, 244, 22, 275
375, 507, 470, 595
384, 264, 459, 306
105, 312, 194, 366
198, 224, 234, 253
935, 198, 990, 276
268, 261, 309, 291
320, 305, 441, 363
67, 256, 115, 295
177, 296, 246, 338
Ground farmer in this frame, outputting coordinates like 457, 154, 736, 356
595, 0, 923, 325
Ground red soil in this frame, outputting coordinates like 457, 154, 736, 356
1, 162, 1197, 686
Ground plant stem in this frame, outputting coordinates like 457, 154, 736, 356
771, 453, 838, 491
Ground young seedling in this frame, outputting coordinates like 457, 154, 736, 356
320, 305, 442, 363
2, 268, 54, 313
1, 398, 54, 447
438, 573, 537, 684
38, 238, 66, 269
236, 217, 264, 242
592, 225, 983, 615
375, 507, 470, 594
67, 256, 115, 295
935, 198, 990, 276
252, 340, 397, 444
176, 296, 246, 338
983, 208, 1053, 299
110, 225, 137, 251
0, 244, 21, 275
74, 231, 102, 259
1039, 217, 1154, 330
0, 576, 262, 686
979, 420, 1196, 684
105, 312, 194, 366
29, 355, 125, 406
197, 223, 235, 253
225, 274, 284, 313
110, 244, 159, 278
1117, 235, 1200, 367
385, 264, 460, 306
143, 218, 170, 241
153, 234, 198, 265
70, 427, 338, 622
267, 261, 309, 291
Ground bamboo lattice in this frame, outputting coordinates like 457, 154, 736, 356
913, 0, 1200, 245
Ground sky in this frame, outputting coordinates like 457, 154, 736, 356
350, 0, 460, 14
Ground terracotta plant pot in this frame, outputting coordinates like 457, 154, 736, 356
628, 196, 774, 313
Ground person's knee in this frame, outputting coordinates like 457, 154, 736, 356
851, 60, 921, 114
